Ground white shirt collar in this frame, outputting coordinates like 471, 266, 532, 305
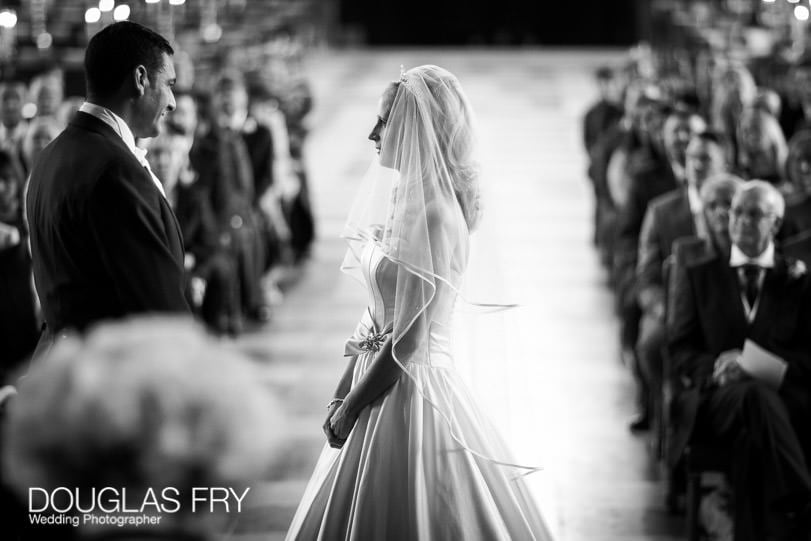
79, 102, 165, 198
219, 110, 250, 132
0, 121, 27, 144
671, 161, 686, 184
730, 242, 775, 268
687, 184, 702, 214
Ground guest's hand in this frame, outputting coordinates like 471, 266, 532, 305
713, 349, 746, 386
718, 361, 747, 386
328, 401, 359, 449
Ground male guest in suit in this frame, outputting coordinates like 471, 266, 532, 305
583, 67, 623, 157
26, 21, 189, 341
634, 132, 726, 432
669, 181, 811, 540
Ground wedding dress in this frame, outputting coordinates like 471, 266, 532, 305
285, 242, 552, 540
286, 64, 553, 540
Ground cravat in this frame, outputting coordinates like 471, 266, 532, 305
739, 264, 761, 307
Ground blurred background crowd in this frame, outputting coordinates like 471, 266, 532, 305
0, 0, 319, 383
584, 1, 811, 539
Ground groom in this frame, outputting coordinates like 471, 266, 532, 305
26, 21, 189, 344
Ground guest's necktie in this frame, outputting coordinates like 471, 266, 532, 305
740, 264, 761, 307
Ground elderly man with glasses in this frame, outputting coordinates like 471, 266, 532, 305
668, 180, 811, 541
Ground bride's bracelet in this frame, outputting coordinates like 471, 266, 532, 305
326, 398, 344, 410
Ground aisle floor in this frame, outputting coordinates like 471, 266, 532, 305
232, 49, 683, 541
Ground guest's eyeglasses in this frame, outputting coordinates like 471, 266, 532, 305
731, 207, 774, 222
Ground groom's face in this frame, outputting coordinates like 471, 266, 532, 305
132, 53, 177, 138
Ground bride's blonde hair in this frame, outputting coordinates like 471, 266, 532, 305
387, 68, 482, 230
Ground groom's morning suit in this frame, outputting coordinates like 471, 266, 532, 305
27, 108, 190, 337
668, 244, 811, 539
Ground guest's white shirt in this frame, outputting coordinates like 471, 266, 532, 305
78, 102, 166, 198
729, 242, 775, 269
687, 183, 708, 240
0, 122, 27, 149
729, 242, 775, 321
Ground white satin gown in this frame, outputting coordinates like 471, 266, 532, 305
286, 242, 553, 540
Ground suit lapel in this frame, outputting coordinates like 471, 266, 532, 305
161, 196, 186, 259
749, 257, 787, 335
713, 258, 749, 341
668, 191, 697, 248
74, 112, 187, 264
673, 191, 694, 231
71, 112, 136, 162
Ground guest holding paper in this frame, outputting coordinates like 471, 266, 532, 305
668, 180, 811, 541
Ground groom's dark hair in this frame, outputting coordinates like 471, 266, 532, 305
84, 21, 173, 99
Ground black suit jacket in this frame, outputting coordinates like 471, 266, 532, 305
636, 188, 697, 310
613, 143, 678, 307
667, 253, 811, 462
583, 99, 623, 155
26, 112, 189, 333
241, 120, 275, 201
615, 145, 679, 259
779, 196, 811, 244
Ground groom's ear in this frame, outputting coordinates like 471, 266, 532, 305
132, 65, 149, 97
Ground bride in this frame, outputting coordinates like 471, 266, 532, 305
286, 65, 552, 540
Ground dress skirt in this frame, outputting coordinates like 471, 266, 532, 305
285, 349, 553, 541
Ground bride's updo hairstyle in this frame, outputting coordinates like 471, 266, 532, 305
383, 66, 482, 231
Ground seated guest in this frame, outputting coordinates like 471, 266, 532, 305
194, 82, 271, 325
215, 73, 293, 276
780, 130, 811, 246
659, 107, 706, 187
754, 88, 782, 119
582, 67, 624, 253
607, 94, 670, 211
586, 82, 652, 268
2, 316, 285, 541
666, 174, 745, 365
783, 54, 811, 140
736, 106, 788, 185
145, 131, 239, 335
20, 117, 62, 175
583, 67, 624, 158
668, 181, 811, 540
711, 64, 757, 165
0, 150, 39, 383
0, 83, 28, 157
698, 173, 744, 258
631, 130, 724, 432
611, 96, 677, 418
27, 72, 63, 120
269, 84, 315, 265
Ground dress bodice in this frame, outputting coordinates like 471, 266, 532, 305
346, 242, 460, 366
361, 242, 397, 330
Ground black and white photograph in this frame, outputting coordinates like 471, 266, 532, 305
1, 1, 811, 540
